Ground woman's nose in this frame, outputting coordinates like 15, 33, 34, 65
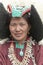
16, 25, 21, 32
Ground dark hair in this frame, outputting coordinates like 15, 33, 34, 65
8, 5, 43, 42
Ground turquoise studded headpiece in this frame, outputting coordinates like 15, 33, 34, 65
12, 6, 30, 17
7, 5, 31, 17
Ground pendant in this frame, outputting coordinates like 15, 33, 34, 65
19, 49, 24, 56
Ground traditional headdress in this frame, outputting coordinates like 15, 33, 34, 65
7, 4, 43, 42
7, 5, 31, 17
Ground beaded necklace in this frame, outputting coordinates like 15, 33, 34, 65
8, 38, 36, 65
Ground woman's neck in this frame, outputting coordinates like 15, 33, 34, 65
16, 37, 27, 45
12, 36, 28, 45
17, 40, 25, 45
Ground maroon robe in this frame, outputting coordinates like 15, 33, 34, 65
0, 41, 43, 65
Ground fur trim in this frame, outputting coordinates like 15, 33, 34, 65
39, 39, 43, 45
0, 38, 9, 44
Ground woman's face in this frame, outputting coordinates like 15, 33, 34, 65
9, 17, 31, 41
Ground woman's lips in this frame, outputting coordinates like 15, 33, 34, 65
14, 33, 22, 37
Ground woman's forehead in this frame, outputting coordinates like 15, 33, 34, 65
11, 17, 21, 20
11, 17, 27, 23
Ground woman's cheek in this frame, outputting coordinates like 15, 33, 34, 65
9, 26, 14, 32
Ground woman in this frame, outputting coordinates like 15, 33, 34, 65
0, 4, 43, 65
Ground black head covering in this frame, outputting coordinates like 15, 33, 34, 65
30, 5, 43, 42
0, 3, 10, 39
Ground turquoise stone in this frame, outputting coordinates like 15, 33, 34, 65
12, 7, 22, 17
19, 50, 24, 56
15, 42, 24, 56
12, 6, 29, 17
16, 42, 24, 49
12, 9, 22, 17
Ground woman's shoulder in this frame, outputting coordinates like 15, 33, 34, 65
29, 38, 43, 53
33, 39, 43, 49
0, 38, 10, 54
35, 39, 43, 65
0, 38, 11, 65
0, 38, 10, 44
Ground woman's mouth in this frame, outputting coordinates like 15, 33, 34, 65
15, 33, 22, 37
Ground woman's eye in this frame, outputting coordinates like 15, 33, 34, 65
20, 23, 25, 26
10, 23, 16, 26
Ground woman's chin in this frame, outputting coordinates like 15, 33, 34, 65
14, 36, 24, 41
